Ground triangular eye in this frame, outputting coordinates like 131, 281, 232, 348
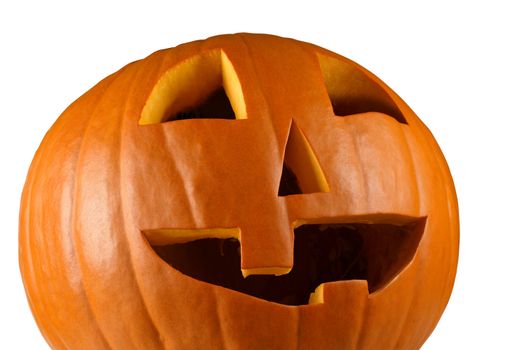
278, 120, 329, 196
318, 54, 407, 124
140, 50, 246, 125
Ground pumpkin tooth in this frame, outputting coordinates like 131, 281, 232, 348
308, 284, 324, 304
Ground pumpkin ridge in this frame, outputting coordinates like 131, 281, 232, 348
351, 127, 370, 212
292, 304, 300, 350
49, 75, 124, 349
401, 127, 423, 217
70, 67, 148, 350
238, 33, 283, 161
412, 115, 458, 331
20, 120, 64, 348
119, 62, 166, 349
20, 109, 72, 350
354, 297, 369, 350
394, 121, 453, 349
391, 128, 425, 349
391, 265, 419, 349
415, 119, 459, 342
212, 287, 227, 350
68, 76, 123, 350
426, 120, 460, 289
159, 125, 200, 226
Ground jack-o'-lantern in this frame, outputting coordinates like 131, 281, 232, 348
19, 33, 459, 349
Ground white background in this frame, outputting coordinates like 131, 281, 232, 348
1, 1, 524, 348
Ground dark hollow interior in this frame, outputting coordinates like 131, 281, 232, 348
330, 96, 407, 124
165, 87, 235, 121
278, 164, 303, 196
151, 219, 425, 306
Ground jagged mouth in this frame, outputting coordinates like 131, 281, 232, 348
144, 217, 426, 306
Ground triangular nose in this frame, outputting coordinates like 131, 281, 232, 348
278, 119, 330, 196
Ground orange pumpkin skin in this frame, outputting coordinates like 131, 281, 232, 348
19, 34, 459, 350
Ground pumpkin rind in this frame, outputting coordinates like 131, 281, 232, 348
20, 33, 459, 349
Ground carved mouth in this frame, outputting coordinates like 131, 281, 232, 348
144, 218, 425, 306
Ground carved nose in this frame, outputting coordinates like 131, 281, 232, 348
278, 119, 329, 196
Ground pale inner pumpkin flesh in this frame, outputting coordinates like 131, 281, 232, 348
147, 219, 425, 306
139, 50, 246, 125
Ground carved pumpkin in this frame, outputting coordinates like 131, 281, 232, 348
20, 33, 459, 349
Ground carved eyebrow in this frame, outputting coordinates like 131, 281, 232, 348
317, 53, 407, 124
139, 50, 246, 125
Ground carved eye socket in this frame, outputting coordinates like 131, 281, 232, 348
318, 54, 407, 124
139, 50, 246, 125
